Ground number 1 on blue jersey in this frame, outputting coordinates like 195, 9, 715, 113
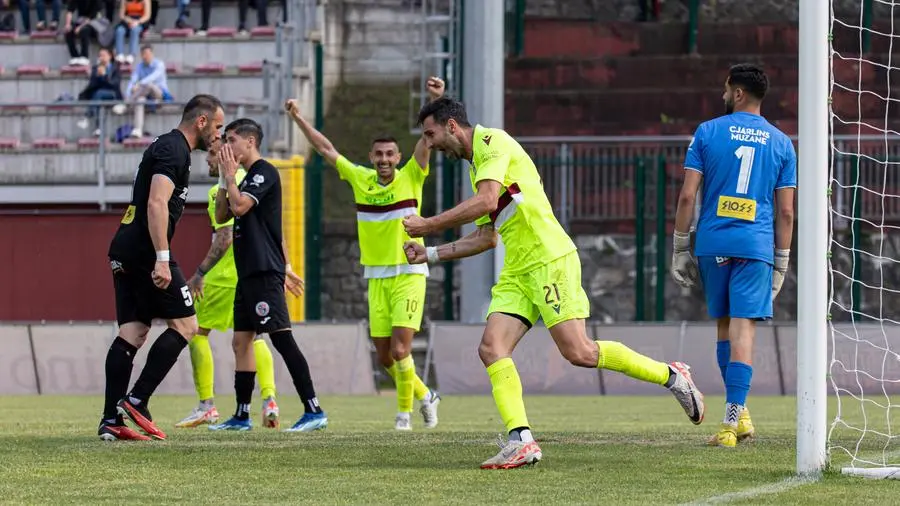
734, 145, 756, 195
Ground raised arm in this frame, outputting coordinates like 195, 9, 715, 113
284, 99, 340, 167
404, 224, 498, 265
413, 77, 446, 168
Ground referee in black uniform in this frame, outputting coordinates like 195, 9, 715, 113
100, 95, 225, 441
214, 118, 328, 431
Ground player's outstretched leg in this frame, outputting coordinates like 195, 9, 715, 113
478, 314, 543, 470
98, 327, 151, 441
177, 330, 220, 428
269, 329, 328, 432
254, 337, 280, 428
210, 331, 257, 431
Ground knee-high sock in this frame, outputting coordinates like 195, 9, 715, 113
724, 361, 753, 425
103, 337, 137, 421
396, 355, 415, 413
385, 362, 430, 401
486, 357, 529, 433
596, 340, 670, 385
716, 340, 731, 385
254, 338, 276, 399
189, 334, 215, 402
234, 370, 256, 420
129, 329, 188, 404
269, 330, 321, 414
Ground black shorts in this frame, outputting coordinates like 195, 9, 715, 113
234, 271, 291, 334
110, 258, 196, 326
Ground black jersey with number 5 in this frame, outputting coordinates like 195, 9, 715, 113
108, 129, 193, 266
233, 158, 285, 278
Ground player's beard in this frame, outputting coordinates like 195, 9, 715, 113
725, 97, 735, 115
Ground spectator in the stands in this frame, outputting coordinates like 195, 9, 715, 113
145, 0, 156, 32
76, 46, 122, 135
174, 0, 190, 29
123, 44, 171, 138
196, 0, 270, 36
64, 0, 104, 66
18, 0, 62, 32
114, 0, 150, 63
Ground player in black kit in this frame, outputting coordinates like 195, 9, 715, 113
100, 94, 226, 441
212, 118, 328, 432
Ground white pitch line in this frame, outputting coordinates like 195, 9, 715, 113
680, 476, 817, 505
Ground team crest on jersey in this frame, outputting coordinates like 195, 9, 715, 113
255, 301, 270, 317
250, 174, 264, 187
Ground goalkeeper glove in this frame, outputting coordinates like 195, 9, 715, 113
772, 248, 790, 299
671, 230, 699, 288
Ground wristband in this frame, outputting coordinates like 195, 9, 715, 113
774, 248, 790, 272
218, 172, 226, 188
285, 263, 293, 272
156, 250, 170, 262
673, 231, 691, 251
426, 246, 440, 264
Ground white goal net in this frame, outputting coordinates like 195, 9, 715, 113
828, 0, 900, 479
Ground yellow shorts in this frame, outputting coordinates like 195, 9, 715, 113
195, 283, 235, 332
487, 250, 590, 328
368, 274, 426, 338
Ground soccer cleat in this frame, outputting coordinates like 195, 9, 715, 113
419, 391, 441, 429
737, 407, 755, 441
98, 420, 151, 441
208, 416, 252, 431
395, 414, 412, 431
117, 398, 167, 440
284, 412, 328, 432
480, 437, 543, 470
262, 397, 280, 429
174, 405, 220, 428
667, 361, 705, 425
708, 423, 738, 448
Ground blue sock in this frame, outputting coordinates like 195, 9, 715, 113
716, 341, 731, 384
725, 361, 753, 407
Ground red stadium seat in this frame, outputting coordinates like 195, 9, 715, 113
30, 30, 58, 40
0, 32, 17, 41
195, 63, 225, 74
77, 137, 100, 149
161, 28, 194, 38
250, 26, 276, 38
124, 137, 153, 148
238, 62, 264, 74
16, 64, 49, 76
31, 138, 65, 149
60, 65, 91, 76
207, 26, 237, 37
0, 138, 20, 149
46, 103, 75, 112
0, 102, 29, 112
165, 62, 179, 74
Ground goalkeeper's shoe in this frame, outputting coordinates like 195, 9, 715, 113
262, 397, 280, 429
480, 437, 542, 470
707, 423, 738, 448
208, 417, 252, 431
667, 362, 705, 425
419, 391, 441, 429
737, 407, 755, 441
117, 398, 166, 440
175, 405, 220, 428
284, 412, 328, 432
395, 414, 412, 431
98, 420, 151, 441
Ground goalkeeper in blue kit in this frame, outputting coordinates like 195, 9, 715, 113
671, 64, 797, 447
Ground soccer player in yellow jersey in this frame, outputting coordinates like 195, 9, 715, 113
403, 97, 706, 469
284, 77, 444, 431
174, 139, 281, 429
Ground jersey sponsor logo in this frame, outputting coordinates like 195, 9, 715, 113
120, 205, 136, 224
255, 301, 270, 317
717, 195, 757, 222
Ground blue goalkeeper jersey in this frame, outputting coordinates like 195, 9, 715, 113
684, 111, 797, 265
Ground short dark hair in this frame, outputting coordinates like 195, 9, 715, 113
728, 63, 768, 100
181, 94, 223, 123
98, 46, 112, 55
141, 44, 153, 52
225, 118, 264, 147
417, 97, 471, 127
371, 135, 399, 148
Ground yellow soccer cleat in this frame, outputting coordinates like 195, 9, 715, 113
737, 407, 755, 441
707, 423, 738, 448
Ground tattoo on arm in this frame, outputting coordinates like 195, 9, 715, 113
198, 227, 233, 274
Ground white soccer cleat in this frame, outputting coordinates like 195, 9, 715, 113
668, 361, 705, 425
395, 414, 412, 431
262, 397, 280, 429
419, 391, 441, 429
175, 405, 220, 428
480, 437, 543, 470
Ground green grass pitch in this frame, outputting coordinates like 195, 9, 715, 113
0, 395, 895, 505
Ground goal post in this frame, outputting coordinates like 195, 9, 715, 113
796, 0, 829, 477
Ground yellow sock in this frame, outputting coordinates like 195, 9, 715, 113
396, 355, 415, 413
254, 338, 277, 399
189, 334, 215, 401
385, 361, 429, 401
486, 357, 529, 432
596, 340, 670, 386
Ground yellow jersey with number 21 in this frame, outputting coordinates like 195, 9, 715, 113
470, 124, 576, 276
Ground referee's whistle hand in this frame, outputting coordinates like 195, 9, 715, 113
152, 261, 172, 289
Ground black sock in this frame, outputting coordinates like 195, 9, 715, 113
234, 370, 255, 420
103, 337, 138, 422
128, 328, 188, 404
269, 330, 321, 414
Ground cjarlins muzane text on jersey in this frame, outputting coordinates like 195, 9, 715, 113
108, 130, 194, 266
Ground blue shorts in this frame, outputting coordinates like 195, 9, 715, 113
698, 256, 773, 320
